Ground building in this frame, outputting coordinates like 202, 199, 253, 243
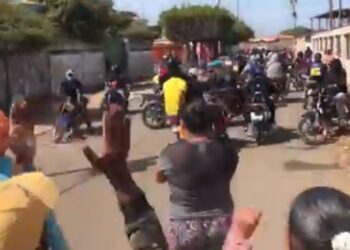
310, 9, 350, 84
241, 35, 295, 51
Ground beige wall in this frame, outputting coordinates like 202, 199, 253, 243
295, 37, 311, 53
311, 26, 350, 84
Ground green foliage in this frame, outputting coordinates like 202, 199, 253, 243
160, 5, 235, 43
41, 0, 112, 43
0, 0, 55, 50
224, 19, 254, 45
159, 5, 253, 44
280, 26, 311, 37
121, 20, 160, 41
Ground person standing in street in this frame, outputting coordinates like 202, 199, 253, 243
156, 100, 239, 250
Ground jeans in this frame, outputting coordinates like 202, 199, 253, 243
333, 92, 348, 120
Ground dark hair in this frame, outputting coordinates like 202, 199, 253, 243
330, 58, 343, 74
179, 100, 212, 135
289, 187, 350, 250
314, 53, 322, 62
297, 51, 304, 58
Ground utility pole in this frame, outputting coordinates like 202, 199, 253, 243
237, 0, 240, 20
329, 0, 334, 29
338, 0, 343, 27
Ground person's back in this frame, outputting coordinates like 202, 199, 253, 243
159, 139, 236, 218
163, 76, 187, 117
266, 54, 284, 79
60, 78, 82, 102
309, 58, 327, 85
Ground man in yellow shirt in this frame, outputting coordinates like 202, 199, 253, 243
162, 57, 188, 138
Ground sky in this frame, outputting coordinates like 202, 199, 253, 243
114, 0, 349, 36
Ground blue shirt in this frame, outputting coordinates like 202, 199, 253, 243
0, 156, 13, 178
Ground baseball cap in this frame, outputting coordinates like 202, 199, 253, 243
0, 172, 59, 250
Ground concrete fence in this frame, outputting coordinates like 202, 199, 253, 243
0, 46, 154, 111
128, 50, 154, 81
0, 50, 106, 110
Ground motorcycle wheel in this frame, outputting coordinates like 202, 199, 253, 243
298, 113, 327, 145
142, 102, 166, 129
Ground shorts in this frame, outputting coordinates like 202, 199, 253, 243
167, 214, 232, 250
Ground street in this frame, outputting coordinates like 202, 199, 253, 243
35, 92, 350, 250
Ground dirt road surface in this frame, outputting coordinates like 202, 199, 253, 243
34, 92, 350, 250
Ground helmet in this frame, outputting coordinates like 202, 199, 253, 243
166, 56, 180, 71
111, 65, 121, 75
65, 69, 74, 79
188, 68, 197, 76
314, 53, 322, 62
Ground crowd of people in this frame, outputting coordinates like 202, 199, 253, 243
0, 46, 350, 250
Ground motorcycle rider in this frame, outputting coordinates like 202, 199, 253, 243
309, 53, 328, 87
324, 58, 348, 125
241, 55, 277, 130
60, 69, 92, 133
305, 46, 313, 63
162, 57, 188, 138
266, 53, 286, 93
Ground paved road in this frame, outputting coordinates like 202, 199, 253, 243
35, 92, 350, 250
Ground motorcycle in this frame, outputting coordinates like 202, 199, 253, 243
53, 89, 90, 143
298, 84, 341, 144
287, 65, 306, 92
203, 91, 229, 138
248, 83, 273, 145
53, 98, 78, 143
271, 78, 288, 102
142, 86, 166, 129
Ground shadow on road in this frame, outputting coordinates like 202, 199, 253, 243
264, 127, 300, 145
284, 160, 338, 171
230, 138, 251, 152
128, 156, 158, 173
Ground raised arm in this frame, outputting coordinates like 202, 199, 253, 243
83, 101, 168, 250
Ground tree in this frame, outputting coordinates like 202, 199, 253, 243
121, 19, 160, 41
40, 0, 112, 42
0, 1, 55, 50
280, 26, 311, 37
0, 0, 55, 112
159, 5, 235, 43
224, 19, 254, 45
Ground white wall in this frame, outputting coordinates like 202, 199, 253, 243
311, 26, 350, 85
